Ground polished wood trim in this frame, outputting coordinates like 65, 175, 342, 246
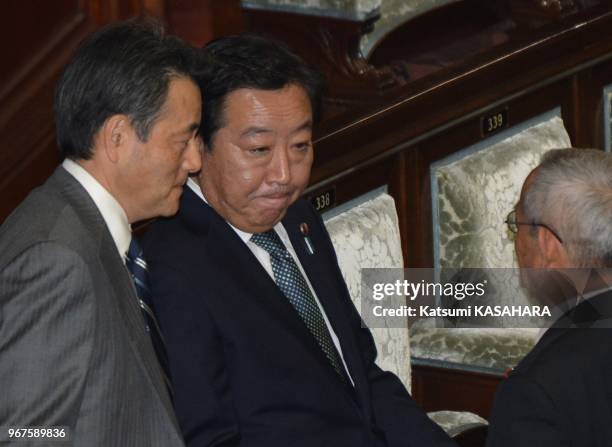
412, 362, 504, 419
454, 425, 489, 447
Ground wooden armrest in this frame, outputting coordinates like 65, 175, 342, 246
453, 425, 488, 447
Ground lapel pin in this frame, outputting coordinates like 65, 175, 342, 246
300, 222, 315, 255
300, 222, 309, 236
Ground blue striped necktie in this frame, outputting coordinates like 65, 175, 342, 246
125, 238, 173, 397
251, 230, 349, 383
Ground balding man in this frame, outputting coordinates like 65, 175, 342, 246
487, 148, 612, 447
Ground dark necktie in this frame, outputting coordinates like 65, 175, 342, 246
125, 238, 173, 397
251, 230, 349, 382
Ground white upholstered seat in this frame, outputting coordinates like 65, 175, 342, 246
324, 192, 411, 390
323, 191, 486, 434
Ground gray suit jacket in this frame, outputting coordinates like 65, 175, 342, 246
0, 167, 184, 446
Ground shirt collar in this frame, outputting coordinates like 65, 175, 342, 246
62, 158, 131, 260
186, 177, 288, 244
579, 284, 612, 302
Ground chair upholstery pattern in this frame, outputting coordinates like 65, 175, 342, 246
411, 325, 539, 372
242, 0, 381, 18
427, 410, 488, 437
324, 192, 411, 391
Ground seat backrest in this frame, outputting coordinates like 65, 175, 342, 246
431, 112, 571, 270
324, 192, 411, 391
410, 111, 571, 371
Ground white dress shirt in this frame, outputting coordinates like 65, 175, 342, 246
62, 159, 131, 262
187, 178, 354, 383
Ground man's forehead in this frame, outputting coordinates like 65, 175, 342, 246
140, 81, 199, 142
224, 86, 310, 114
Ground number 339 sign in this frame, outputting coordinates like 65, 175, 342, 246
481, 108, 509, 137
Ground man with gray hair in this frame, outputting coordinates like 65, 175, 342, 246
0, 20, 201, 445
487, 148, 612, 447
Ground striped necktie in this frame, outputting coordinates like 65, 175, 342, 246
125, 238, 173, 397
251, 229, 349, 383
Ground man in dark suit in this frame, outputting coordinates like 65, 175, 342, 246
487, 148, 612, 447
143, 34, 455, 447
0, 21, 201, 445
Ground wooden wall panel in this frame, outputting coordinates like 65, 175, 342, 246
0, 1, 155, 222
571, 58, 612, 148
166, 0, 243, 47
1, 1, 81, 92
412, 363, 502, 419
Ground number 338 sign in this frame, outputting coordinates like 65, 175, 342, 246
309, 187, 336, 213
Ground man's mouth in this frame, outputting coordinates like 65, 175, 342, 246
256, 193, 292, 208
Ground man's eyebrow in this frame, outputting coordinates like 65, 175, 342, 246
239, 120, 313, 139
240, 127, 273, 139
290, 120, 312, 136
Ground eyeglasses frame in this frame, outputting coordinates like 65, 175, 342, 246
505, 209, 563, 244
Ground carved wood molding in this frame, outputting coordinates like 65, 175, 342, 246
243, 7, 406, 101
508, 0, 587, 26
244, 0, 607, 111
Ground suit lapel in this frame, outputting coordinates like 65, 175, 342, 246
182, 190, 358, 401
182, 190, 313, 348
98, 233, 178, 423
205, 205, 334, 365
51, 167, 179, 430
282, 204, 368, 401
552, 287, 612, 329
521, 287, 612, 370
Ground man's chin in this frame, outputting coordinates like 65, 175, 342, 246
243, 208, 288, 234
157, 197, 181, 218
163, 188, 186, 215
260, 210, 286, 229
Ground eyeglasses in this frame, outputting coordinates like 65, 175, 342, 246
505, 209, 563, 244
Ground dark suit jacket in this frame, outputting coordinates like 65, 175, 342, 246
0, 167, 184, 446
143, 187, 455, 447
486, 288, 612, 447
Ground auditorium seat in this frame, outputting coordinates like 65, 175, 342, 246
323, 191, 487, 439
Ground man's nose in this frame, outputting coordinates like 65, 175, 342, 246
184, 137, 203, 174
267, 146, 291, 185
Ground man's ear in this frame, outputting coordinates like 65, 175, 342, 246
100, 114, 132, 163
538, 226, 569, 268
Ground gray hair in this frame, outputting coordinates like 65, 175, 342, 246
523, 148, 612, 267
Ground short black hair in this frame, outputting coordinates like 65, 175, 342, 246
196, 33, 324, 149
54, 18, 197, 160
